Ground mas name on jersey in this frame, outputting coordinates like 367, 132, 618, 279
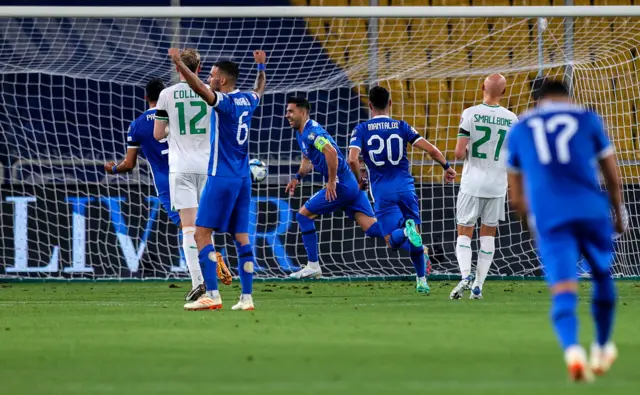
473, 114, 514, 127
367, 121, 399, 131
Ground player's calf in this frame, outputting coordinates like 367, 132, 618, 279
234, 239, 256, 310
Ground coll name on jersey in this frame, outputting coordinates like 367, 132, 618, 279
368, 121, 399, 131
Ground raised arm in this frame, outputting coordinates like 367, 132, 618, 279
253, 50, 267, 98
168, 48, 216, 106
413, 138, 456, 183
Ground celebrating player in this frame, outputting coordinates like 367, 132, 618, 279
450, 74, 519, 300
169, 49, 267, 311
153, 48, 220, 302
285, 96, 392, 280
507, 80, 624, 381
348, 86, 455, 294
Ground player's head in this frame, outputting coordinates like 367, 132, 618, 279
144, 78, 165, 105
208, 60, 240, 92
285, 96, 311, 131
537, 79, 571, 104
178, 48, 201, 74
482, 73, 507, 100
368, 86, 391, 113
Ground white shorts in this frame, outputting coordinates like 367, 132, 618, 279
169, 172, 207, 210
456, 192, 505, 227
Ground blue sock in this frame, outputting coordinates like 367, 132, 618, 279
410, 248, 426, 278
592, 275, 616, 346
198, 244, 218, 291
297, 212, 318, 263
365, 221, 384, 239
389, 228, 407, 249
551, 292, 579, 350
236, 242, 255, 295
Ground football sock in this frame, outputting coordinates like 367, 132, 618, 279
456, 235, 472, 279
198, 244, 218, 292
297, 212, 319, 266
389, 228, 408, 249
182, 227, 203, 288
592, 274, 616, 346
236, 242, 255, 295
410, 245, 426, 279
475, 236, 495, 288
551, 291, 579, 350
365, 221, 384, 239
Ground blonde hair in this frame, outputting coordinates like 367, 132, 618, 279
180, 48, 201, 73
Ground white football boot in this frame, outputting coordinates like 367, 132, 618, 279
469, 285, 483, 300
289, 265, 322, 279
590, 342, 618, 376
565, 345, 594, 383
449, 275, 474, 300
231, 295, 255, 311
184, 294, 223, 311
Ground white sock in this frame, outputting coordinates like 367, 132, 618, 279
417, 276, 426, 283
475, 236, 495, 289
207, 290, 220, 299
182, 227, 202, 288
307, 261, 320, 270
241, 294, 252, 301
456, 235, 472, 279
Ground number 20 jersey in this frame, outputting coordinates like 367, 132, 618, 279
350, 115, 424, 199
156, 82, 211, 174
458, 104, 518, 198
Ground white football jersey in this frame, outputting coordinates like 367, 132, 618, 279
156, 82, 211, 174
458, 103, 518, 198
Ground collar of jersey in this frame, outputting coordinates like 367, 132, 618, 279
148, 107, 157, 111
303, 119, 314, 131
229, 89, 240, 94
371, 115, 390, 119
481, 103, 500, 108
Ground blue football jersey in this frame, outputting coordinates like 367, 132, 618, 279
127, 108, 170, 197
506, 102, 613, 233
209, 90, 261, 177
296, 119, 352, 182
349, 116, 423, 198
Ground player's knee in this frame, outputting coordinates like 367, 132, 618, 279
234, 233, 250, 246
550, 280, 579, 295
296, 211, 314, 227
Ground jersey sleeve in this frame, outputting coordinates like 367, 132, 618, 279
349, 126, 363, 151
155, 90, 169, 121
404, 122, 424, 145
589, 111, 613, 159
311, 130, 331, 152
506, 123, 523, 173
126, 120, 140, 149
248, 91, 261, 111
458, 109, 471, 137
213, 92, 234, 115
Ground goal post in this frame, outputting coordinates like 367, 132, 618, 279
0, 6, 638, 280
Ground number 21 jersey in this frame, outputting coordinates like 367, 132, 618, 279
458, 104, 518, 198
156, 81, 211, 174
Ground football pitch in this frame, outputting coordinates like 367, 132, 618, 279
1, 281, 639, 395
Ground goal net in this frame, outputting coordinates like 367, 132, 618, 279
1, 6, 638, 280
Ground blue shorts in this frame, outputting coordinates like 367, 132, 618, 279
196, 176, 251, 235
304, 178, 375, 219
537, 219, 615, 286
158, 192, 181, 226
374, 191, 421, 236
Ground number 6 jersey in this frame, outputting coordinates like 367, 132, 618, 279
350, 115, 425, 199
458, 104, 518, 198
156, 81, 211, 174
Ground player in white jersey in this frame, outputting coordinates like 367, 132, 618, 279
450, 74, 518, 300
153, 48, 226, 301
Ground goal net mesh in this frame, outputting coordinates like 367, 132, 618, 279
1, 13, 638, 279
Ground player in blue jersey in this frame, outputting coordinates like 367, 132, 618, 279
284, 96, 427, 282
168, 48, 267, 311
348, 86, 456, 293
507, 80, 624, 382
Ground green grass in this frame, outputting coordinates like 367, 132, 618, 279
1, 281, 639, 395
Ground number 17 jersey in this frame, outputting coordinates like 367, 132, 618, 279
459, 104, 518, 198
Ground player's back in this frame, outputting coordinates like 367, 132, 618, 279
508, 103, 612, 233
351, 116, 417, 197
459, 104, 518, 198
127, 108, 170, 192
156, 82, 211, 174
210, 90, 261, 178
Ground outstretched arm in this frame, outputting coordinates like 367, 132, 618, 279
253, 50, 267, 98
105, 148, 138, 175
413, 138, 456, 183
168, 48, 216, 106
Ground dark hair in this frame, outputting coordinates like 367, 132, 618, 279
145, 78, 165, 102
537, 79, 570, 100
287, 96, 311, 112
531, 77, 546, 102
214, 60, 240, 82
369, 85, 390, 110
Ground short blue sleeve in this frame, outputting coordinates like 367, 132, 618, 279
404, 122, 422, 145
249, 91, 261, 111
589, 111, 613, 159
213, 92, 234, 115
506, 122, 523, 172
349, 125, 363, 150
126, 120, 140, 149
